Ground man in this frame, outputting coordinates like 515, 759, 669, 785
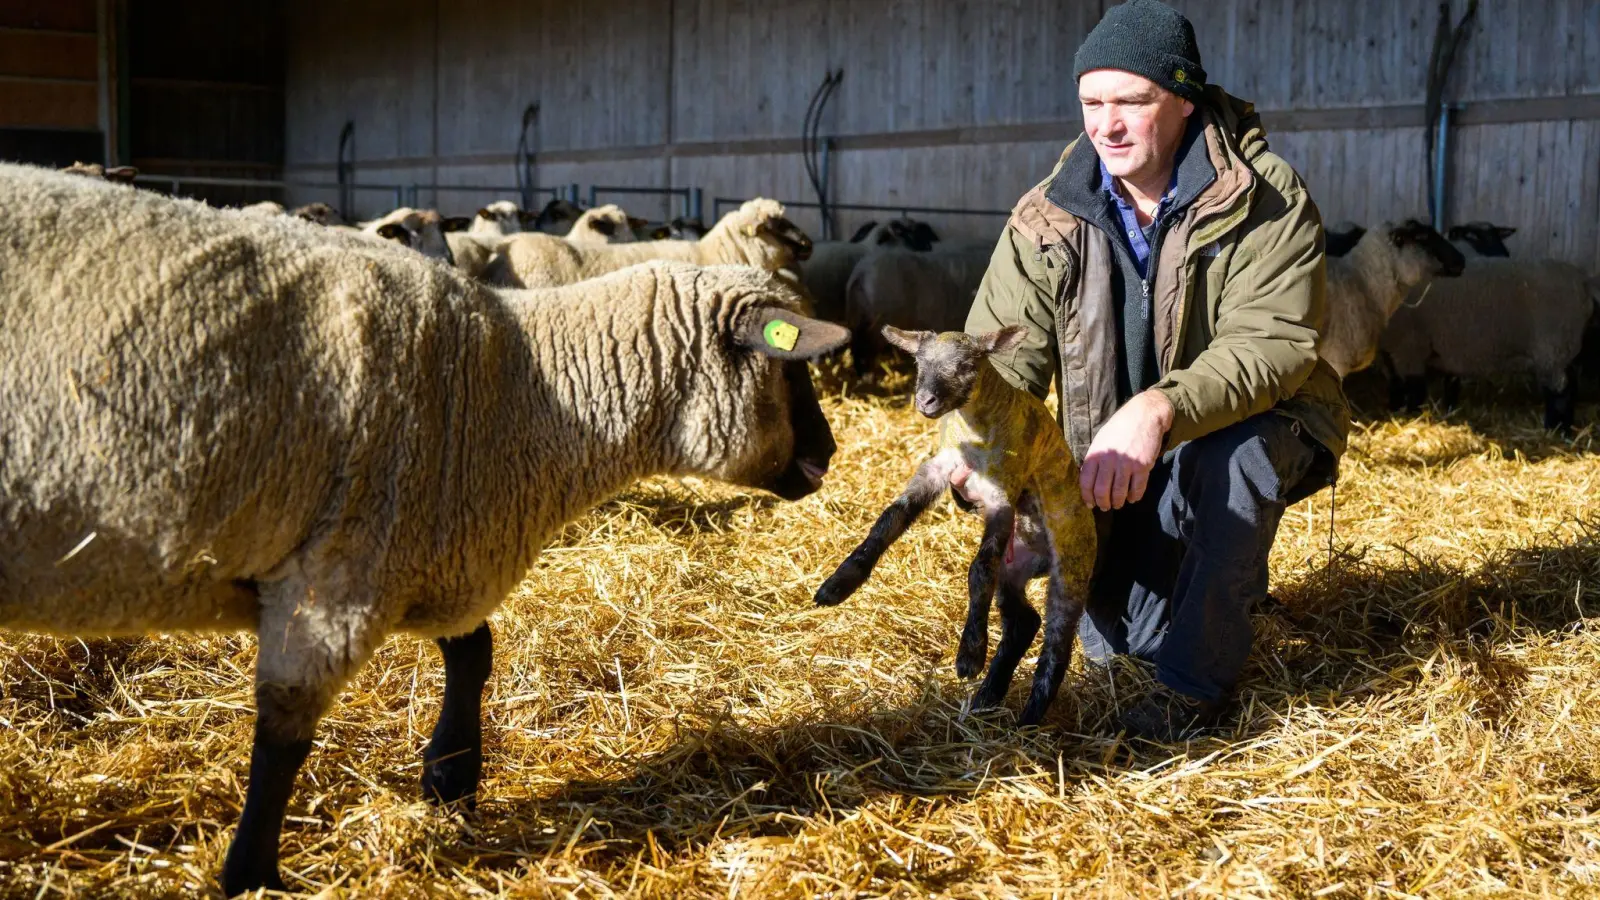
963, 0, 1350, 741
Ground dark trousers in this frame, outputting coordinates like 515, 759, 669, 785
1077, 413, 1325, 702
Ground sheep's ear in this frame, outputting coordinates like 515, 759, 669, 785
375, 222, 410, 242
738, 308, 850, 360
441, 216, 472, 233
882, 326, 932, 355
980, 325, 1028, 356
592, 217, 617, 236
1496, 225, 1517, 238
477, 207, 494, 219
105, 166, 139, 183
913, 222, 940, 244
627, 215, 649, 229
848, 221, 878, 242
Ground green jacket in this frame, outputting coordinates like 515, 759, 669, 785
966, 85, 1350, 477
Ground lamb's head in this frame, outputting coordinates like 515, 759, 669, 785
883, 326, 1028, 418
60, 161, 140, 184
531, 198, 585, 235
1380, 219, 1466, 286
366, 207, 457, 264
674, 268, 849, 500
472, 200, 525, 236
567, 204, 644, 244
1446, 221, 1516, 257
712, 198, 814, 268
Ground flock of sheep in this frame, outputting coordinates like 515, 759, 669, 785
5, 160, 1600, 895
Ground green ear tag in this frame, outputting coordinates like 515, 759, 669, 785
763, 319, 799, 352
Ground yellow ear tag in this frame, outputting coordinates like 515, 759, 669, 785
763, 319, 800, 352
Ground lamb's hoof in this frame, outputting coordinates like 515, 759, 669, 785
814, 564, 867, 606
969, 681, 1008, 712
1017, 689, 1054, 727
954, 636, 987, 680
422, 749, 481, 811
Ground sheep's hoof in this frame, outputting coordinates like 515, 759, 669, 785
221, 861, 285, 897
969, 681, 1009, 712
421, 750, 481, 811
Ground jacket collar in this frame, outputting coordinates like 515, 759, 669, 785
1046, 113, 1215, 232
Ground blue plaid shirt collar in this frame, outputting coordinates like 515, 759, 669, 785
1099, 160, 1179, 280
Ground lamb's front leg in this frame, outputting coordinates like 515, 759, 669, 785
956, 503, 1014, 678
815, 454, 954, 606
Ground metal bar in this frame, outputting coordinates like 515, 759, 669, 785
131, 175, 408, 190
1432, 105, 1451, 229
712, 196, 1010, 218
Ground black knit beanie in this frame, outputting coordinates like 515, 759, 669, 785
1073, 0, 1206, 101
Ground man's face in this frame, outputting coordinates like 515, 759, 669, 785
1078, 69, 1194, 185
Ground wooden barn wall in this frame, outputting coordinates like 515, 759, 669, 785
283, 0, 1600, 266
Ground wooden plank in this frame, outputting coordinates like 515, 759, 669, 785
0, 78, 97, 130
0, 30, 97, 80
0, 0, 95, 32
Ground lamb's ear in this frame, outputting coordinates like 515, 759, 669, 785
441, 216, 472, 233
882, 325, 932, 355
737, 308, 850, 360
980, 325, 1028, 355
375, 222, 410, 242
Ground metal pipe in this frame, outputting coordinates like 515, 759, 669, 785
818, 137, 833, 240
712, 196, 1011, 219
1432, 104, 1452, 230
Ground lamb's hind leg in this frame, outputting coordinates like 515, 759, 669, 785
956, 505, 1014, 678
422, 622, 493, 809
222, 575, 385, 896
1019, 516, 1095, 727
970, 563, 1041, 711
815, 455, 952, 606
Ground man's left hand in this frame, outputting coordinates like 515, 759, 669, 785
1079, 389, 1174, 511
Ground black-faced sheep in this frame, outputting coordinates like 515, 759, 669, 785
0, 163, 850, 896
1317, 220, 1465, 379
800, 218, 942, 324
844, 241, 995, 375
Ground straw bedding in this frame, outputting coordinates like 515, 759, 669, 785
2, 367, 1598, 897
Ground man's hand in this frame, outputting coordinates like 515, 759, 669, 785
1079, 389, 1174, 511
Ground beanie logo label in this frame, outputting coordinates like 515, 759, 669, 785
1174, 68, 1188, 83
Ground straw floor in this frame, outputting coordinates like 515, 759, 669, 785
3, 365, 1599, 898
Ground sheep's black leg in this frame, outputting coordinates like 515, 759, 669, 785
422, 622, 493, 809
1019, 553, 1088, 727
222, 685, 317, 896
1544, 365, 1578, 434
850, 328, 879, 378
1438, 375, 1462, 411
956, 505, 1014, 678
970, 574, 1040, 711
815, 460, 946, 606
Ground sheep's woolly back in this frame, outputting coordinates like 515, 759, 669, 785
1320, 224, 1437, 377
566, 204, 639, 246
1381, 259, 1596, 386
0, 164, 812, 644
487, 197, 800, 289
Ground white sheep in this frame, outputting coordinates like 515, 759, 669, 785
799, 218, 941, 323
1317, 219, 1465, 379
844, 242, 995, 375
359, 206, 468, 263
469, 199, 528, 237
0, 163, 850, 896
484, 198, 813, 289
239, 200, 287, 217
1380, 258, 1600, 431
565, 203, 643, 246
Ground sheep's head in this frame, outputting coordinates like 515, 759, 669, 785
1385, 219, 1465, 282
531, 199, 585, 236
291, 202, 344, 226
1446, 221, 1516, 257
668, 216, 708, 240
1324, 221, 1366, 258
849, 218, 940, 251
471, 200, 524, 237
679, 268, 849, 501
567, 204, 642, 244
366, 207, 456, 264
719, 198, 814, 268
883, 326, 1027, 419
60, 161, 140, 184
